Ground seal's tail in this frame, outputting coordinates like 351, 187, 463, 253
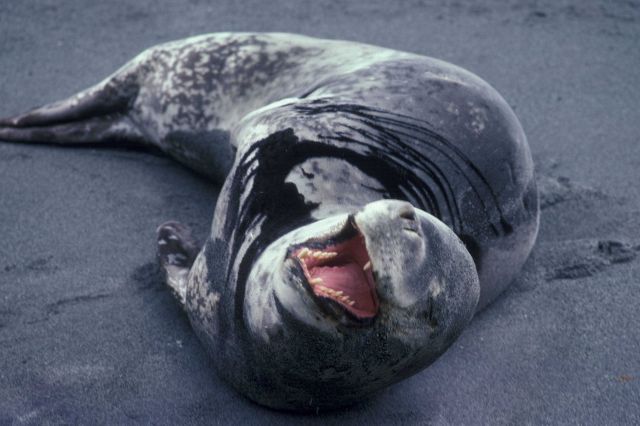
0, 65, 146, 146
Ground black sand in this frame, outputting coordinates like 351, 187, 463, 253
1, 1, 639, 424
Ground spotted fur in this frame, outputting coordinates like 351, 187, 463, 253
0, 33, 539, 411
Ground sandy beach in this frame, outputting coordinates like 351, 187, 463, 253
1, 0, 638, 423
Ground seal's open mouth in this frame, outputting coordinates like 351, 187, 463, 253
289, 217, 379, 320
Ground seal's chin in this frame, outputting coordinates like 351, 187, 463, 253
287, 216, 379, 321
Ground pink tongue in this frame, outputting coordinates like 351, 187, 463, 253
311, 262, 376, 312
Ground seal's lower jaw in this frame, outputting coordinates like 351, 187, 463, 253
288, 217, 379, 321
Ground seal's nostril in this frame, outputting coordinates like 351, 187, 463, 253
399, 209, 416, 222
398, 205, 421, 237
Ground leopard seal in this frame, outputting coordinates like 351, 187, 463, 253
0, 32, 538, 411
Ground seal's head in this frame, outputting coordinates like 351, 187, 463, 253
243, 200, 479, 410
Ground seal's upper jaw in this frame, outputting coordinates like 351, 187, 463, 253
288, 216, 379, 321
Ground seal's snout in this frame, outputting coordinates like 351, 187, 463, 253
354, 200, 426, 244
395, 202, 422, 237
397, 203, 417, 221
357, 200, 422, 234
352, 200, 431, 305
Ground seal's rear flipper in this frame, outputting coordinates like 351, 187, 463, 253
0, 70, 146, 146
0, 115, 146, 145
157, 221, 200, 309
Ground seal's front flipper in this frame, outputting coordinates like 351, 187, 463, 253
0, 70, 145, 146
156, 221, 200, 308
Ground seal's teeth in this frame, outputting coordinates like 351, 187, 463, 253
298, 248, 310, 259
317, 285, 333, 296
363, 261, 371, 271
312, 280, 359, 308
309, 250, 337, 259
309, 277, 323, 286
